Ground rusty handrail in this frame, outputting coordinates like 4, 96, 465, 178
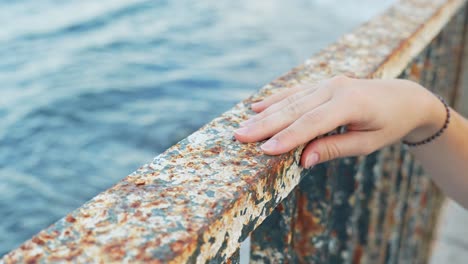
2, 0, 467, 263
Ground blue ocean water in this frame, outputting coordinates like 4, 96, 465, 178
0, 0, 395, 256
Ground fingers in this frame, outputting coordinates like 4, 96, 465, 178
234, 107, 302, 143
250, 84, 311, 113
235, 75, 382, 166
260, 101, 351, 155
235, 87, 331, 143
300, 131, 376, 168
242, 85, 325, 127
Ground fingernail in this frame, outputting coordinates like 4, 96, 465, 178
251, 102, 263, 109
261, 139, 278, 152
234, 127, 249, 135
305, 152, 319, 168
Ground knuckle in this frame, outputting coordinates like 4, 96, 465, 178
324, 141, 342, 160
255, 110, 269, 120
284, 101, 303, 116
303, 110, 323, 125
255, 118, 269, 130
285, 95, 296, 104
278, 127, 298, 142
283, 127, 297, 137
304, 113, 328, 138
328, 75, 350, 87
285, 92, 302, 105
289, 93, 301, 103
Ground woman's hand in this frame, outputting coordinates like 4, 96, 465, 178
234, 76, 446, 168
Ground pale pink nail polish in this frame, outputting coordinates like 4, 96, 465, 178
305, 152, 319, 168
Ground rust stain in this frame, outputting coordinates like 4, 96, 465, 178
294, 193, 323, 257
31, 237, 45, 246
411, 63, 422, 79
66, 215, 77, 223
353, 245, 363, 264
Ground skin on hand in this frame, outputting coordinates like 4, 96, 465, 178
234, 76, 446, 168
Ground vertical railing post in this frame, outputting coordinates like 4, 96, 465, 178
250, 188, 299, 263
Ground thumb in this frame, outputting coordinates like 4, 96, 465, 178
301, 131, 375, 168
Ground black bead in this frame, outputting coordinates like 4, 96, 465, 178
402, 94, 450, 147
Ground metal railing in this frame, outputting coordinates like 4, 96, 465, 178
2, 0, 467, 263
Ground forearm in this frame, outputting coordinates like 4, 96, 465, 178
410, 109, 468, 208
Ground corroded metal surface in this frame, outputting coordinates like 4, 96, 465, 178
292, 164, 332, 263
1, 0, 467, 263
250, 186, 299, 263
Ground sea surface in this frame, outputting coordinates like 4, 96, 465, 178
0, 0, 395, 256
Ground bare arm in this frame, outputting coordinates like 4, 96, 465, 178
234, 76, 468, 208
409, 110, 468, 208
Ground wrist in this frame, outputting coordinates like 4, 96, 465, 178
403, 91, 448, 143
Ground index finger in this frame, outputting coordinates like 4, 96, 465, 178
251, 86, 303, 113
260, 100, 351, 155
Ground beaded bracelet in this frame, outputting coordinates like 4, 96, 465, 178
402, 94, 450, 147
